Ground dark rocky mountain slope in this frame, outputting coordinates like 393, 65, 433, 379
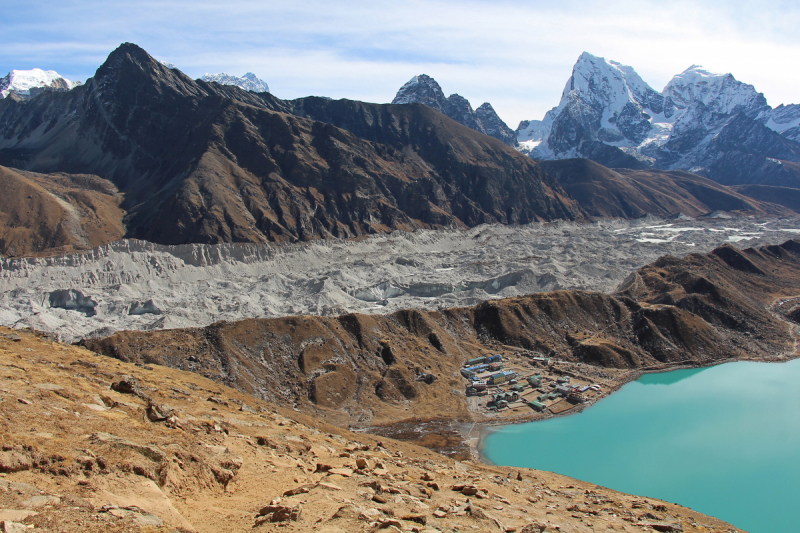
84, 240, 800, 428
539, 158, 793, 218
733, 183, 800, 213
0, 43, 580, 246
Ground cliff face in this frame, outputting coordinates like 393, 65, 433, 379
84, 240, 800, 428
0, 44, 579, 248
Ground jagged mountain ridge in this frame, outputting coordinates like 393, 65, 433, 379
201, 71, 270, 93
518, 53, 800, 187
391, 74, 517, 146
0, 43, 581, 247
0, 68, 82, 99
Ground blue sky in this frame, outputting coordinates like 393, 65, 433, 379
2, 0, 799, 128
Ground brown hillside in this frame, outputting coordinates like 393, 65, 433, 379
0, 326, 740, 532
733, 183, 800, 213
0, 166, 124, 257
84, 240, 800, 431
539, 158, 793, 218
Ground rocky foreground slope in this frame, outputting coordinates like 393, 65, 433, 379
82, 240, 800, 432
0, 326, 739, 532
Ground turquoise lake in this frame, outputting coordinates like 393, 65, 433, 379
481, 359, 800, 533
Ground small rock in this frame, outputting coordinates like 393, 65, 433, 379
331, 505, 358, 520
421, 472, 435, 481
207, 396, 229, 406
468, 506, 489, 520
327, 467, 353, 477
146, 402, 172, 422
1, 521, 27, 533
358, 508, 383, 521
433, 510, 447, 518
257, 504, 301, 522
283, 485, 313, 496
16, 399, 31, 405
356, 457, 369, 470
378, 519, 403, 529
110, 376, 143, 396
461, 485, 479, 496
401, 513, 427, 525
317, 482, 343, 491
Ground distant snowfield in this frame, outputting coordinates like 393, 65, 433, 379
2, 216, 800, 343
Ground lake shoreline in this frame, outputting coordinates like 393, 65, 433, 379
474, 355, 800, 533
469, 350, 800, 464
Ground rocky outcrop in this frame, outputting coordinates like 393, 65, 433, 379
391, 74, 517, 146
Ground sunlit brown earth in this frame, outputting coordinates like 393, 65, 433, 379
0, 166, 124, 257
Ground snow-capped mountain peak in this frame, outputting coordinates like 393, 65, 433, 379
663, 65, 767, 118
518, 52, 664, 157
200, 72, 270, 93
0, 68, 82, 99
515, 53, 800, 186
391, 74, 446, 108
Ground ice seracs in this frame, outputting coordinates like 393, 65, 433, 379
0, 69, 82, 99
200, 72, 270, 93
